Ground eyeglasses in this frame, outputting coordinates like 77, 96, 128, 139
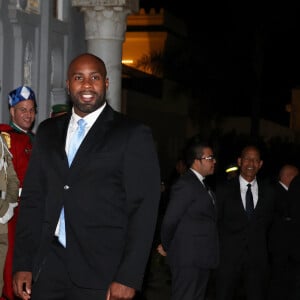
199, 155, 216, 161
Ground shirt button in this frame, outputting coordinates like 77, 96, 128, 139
64, 185, 70, 190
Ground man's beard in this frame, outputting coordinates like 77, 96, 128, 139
71, 94, 106, 114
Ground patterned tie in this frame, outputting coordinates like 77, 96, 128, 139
246, 183, 254, 219
58, 119, 87, 247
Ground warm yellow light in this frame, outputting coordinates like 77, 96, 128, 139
122, 59, 134, 64
225, 166, 238, 173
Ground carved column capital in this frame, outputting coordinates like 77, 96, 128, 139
72, 0, 138, 12
84, 8, 128, 41
71, 0, 139, 112
72, 0, 138, 41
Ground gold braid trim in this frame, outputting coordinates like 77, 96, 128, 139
1, 132, 11, 149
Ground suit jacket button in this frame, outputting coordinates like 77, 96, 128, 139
64, 185, 70, 190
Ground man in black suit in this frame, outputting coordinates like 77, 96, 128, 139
12, 53, 161, 300
160, 140, 219, 300
268, 164, 299, 300
215, 145, 274, 300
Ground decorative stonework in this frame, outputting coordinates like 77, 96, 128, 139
8, 0, 40, 23
8, 0, 18, 22
17, 0, 40, 14
72, 0, 138, 12
127, 8, 164, 26
23, 41, 33, 86
72, 0, 138, 41
27, 0, 40, 14
84, 8, 129, 41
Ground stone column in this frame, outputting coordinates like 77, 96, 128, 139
72, 0, 138, 112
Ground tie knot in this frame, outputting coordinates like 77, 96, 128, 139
77, 118, 86, 128
247, 183, 251, 188
203, 179, 209, 190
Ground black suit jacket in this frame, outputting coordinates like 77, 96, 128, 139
286, 175, 300, 261
13, 104, 161, 290
161, 169, 219, 269
216, 177, 274, 268
268, 181, 290, 254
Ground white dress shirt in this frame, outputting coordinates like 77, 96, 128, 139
239, 175, 258, 209
65, 102, 106, 154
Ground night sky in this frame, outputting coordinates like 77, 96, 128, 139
140, 1, 300, 127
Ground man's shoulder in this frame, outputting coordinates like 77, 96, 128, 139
0, 124, 13, 146
113, 110, 146, 128
172, 170, 196, 187
0, 123, 13, 132
105, 104, 144, 126
216, 177, 239, 195
37, 113, 69, 133
0, 123, 31, 148
289, 175, 300, 192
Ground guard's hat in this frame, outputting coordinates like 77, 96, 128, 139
8, 86, 37, 108
51, 104, 70, 117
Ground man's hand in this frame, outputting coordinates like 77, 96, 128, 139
13, 271, 32, 300
157, 243, 167, 257
106, 282, 135, 300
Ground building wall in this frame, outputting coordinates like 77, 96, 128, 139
0, 0, 86, 128
218, 116, 296, 142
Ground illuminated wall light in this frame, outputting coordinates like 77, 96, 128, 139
122, 59, 134, 64
225, 166, 238, 173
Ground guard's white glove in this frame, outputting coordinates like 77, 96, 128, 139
0, 202, 18, 224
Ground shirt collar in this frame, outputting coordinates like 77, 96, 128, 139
70, 102, 106, 128
279, 181, 288, 190
190, 168, 205, 182
10, 121, 28, 134
239, 175, 257, 188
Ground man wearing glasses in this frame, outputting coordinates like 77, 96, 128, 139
159, 140, 219, 300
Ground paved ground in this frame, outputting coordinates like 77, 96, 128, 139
136, 250, 171, 300
136, 251, 247, 300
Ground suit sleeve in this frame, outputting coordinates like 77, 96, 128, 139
114, 124, 161, 290
13, 124, 46, 273
160, 177, 193, 251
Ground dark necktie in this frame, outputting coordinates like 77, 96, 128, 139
246, 183, 254, 219
203, 178, 215, 205
58, 119, 87, 247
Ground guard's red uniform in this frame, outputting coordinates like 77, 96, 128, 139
0, 124, 33, 300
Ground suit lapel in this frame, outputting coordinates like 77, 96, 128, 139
189, 171, 216, 212
255, 181, 265, 212
68, 105, 115, 170
234, 179, 248, 217
52, 114, 71, 165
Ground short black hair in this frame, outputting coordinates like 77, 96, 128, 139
185, 140, 212, 168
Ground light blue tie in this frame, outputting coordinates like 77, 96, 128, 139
67, 119, 87, 166
58, 119, 86, 247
